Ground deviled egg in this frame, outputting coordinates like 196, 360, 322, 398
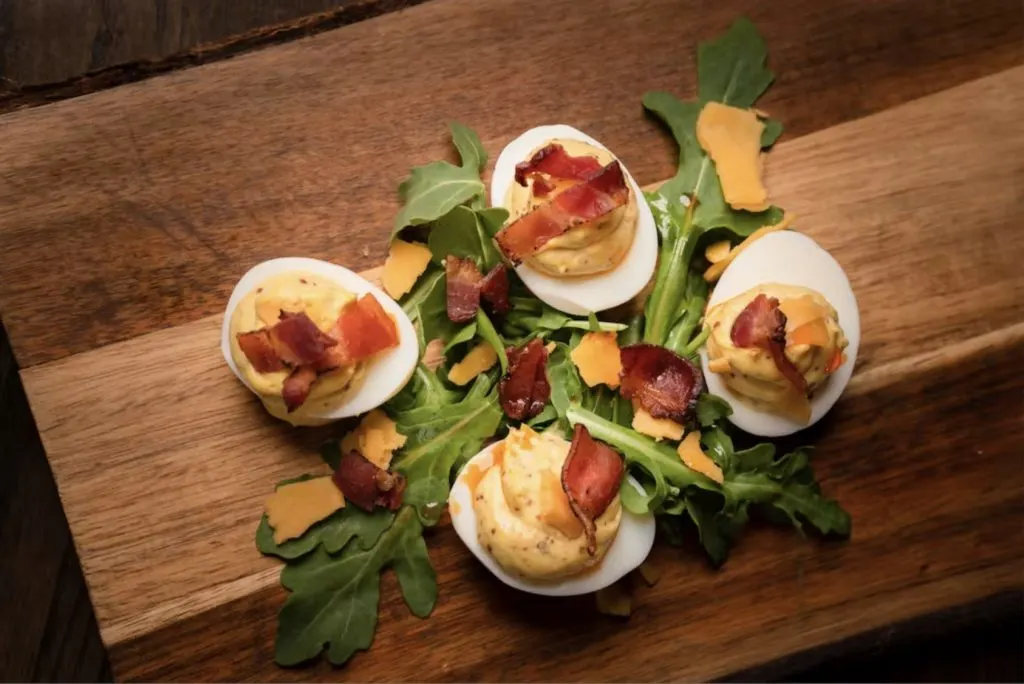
221, 257, 418, 426
449, 425, 655, 596
700, 231, 860, 437
490, 125, 658, 315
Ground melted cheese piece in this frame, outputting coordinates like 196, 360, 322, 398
382, 240, 432, 299
448, 343, 498, 386
677, 432, 724, 484
571, 332, 623, 388
779, 295, 830, 331
789, 318, 832, 347
632, 408, 684, 441
696, 102, 769, 212
705, 240, 732, 264
538, 470, 584, 539
703, 214, 795, 282
265, 476, 346, 544
340, 409, 407, 469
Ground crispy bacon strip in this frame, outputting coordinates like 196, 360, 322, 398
236, 329, 286, 373
480, 264, 511, 317
271, 311, 338, 366
619, 344, 704, 424
495, 162, 629, 262
322, 294, 400, 368
530, 175, 556, 198
562, 424, 625, 555
730, 294, 807, 394
499, 338, 550, 421
282, 365, 318, 413
237, 311, 337, 372
514, 143, 604, 186
446, 256, 483, 323
332, 450, 407, 512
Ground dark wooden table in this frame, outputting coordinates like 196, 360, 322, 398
1, 0, 1022, 681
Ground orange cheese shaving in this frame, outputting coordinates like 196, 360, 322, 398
382, 240, 432, 299
788, 318, 831, 347
637, 560, 662, 587
705, 239, 732, 264
779, 296, 830, 331
703, 214, 795, 282
265, 476, 346, 544
708, 357, 731, 374
677, 432, 724, 484
632, 408, 684, 441
340, 409, 407, 470
539, 470, 584, 539
447, 342, 498, 386
696, 102, 769, 212
570, 332, 623, 388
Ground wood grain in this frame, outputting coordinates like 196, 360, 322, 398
17, 68, 1024, 680
0, 0, 432, 113
1, 0, 1021, 367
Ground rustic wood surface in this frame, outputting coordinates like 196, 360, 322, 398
0, 0, 431, 113
2, 0, 1023, 368
0, 0, 1022, 680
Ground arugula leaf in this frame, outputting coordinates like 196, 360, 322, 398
504, 297, 625, 340
393, 374, 503, 525
643, 17, 784, 236
427, 205, 504, 271
695, 393, 733, 428
547, 343, 585, 432
696, 17, 775, 108
449, 121, 487, 173
475, 309, 508, 373
387, 365, 461, 413
275, 507, 436, 666
408, 266, 458, 349
444, 322, 477, 353
393, 122, 487, 237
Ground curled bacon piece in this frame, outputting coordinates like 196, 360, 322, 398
730, 294, 807, 394
498, 338, 550, 421
514, 143, 604, 186
562, 424, 625, 555
495, 161, 630, 263
480, 264, 511, 317
619, 344, 704, 424
446, 256, 483, 323
323, 294, 400, 368
332, 450, 407, 512
282, 365, 318, 412
271, 311, 339, 366
236, 329, 286, 373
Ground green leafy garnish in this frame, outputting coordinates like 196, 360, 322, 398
475, 309, 508, 373
393, 122, 488, 237
275, 507, 435, 666
392, 374, 503, 524
427, 205, 506, 272
504, 297, 625, 341
641, 17, 785, 348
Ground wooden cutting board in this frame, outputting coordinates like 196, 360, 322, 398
0, 0, 1022, 680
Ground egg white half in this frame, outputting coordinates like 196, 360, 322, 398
449, 440, 655, 596
221, 257, 418, 423
699, 231, 861, 437
490, 124, 658, 315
